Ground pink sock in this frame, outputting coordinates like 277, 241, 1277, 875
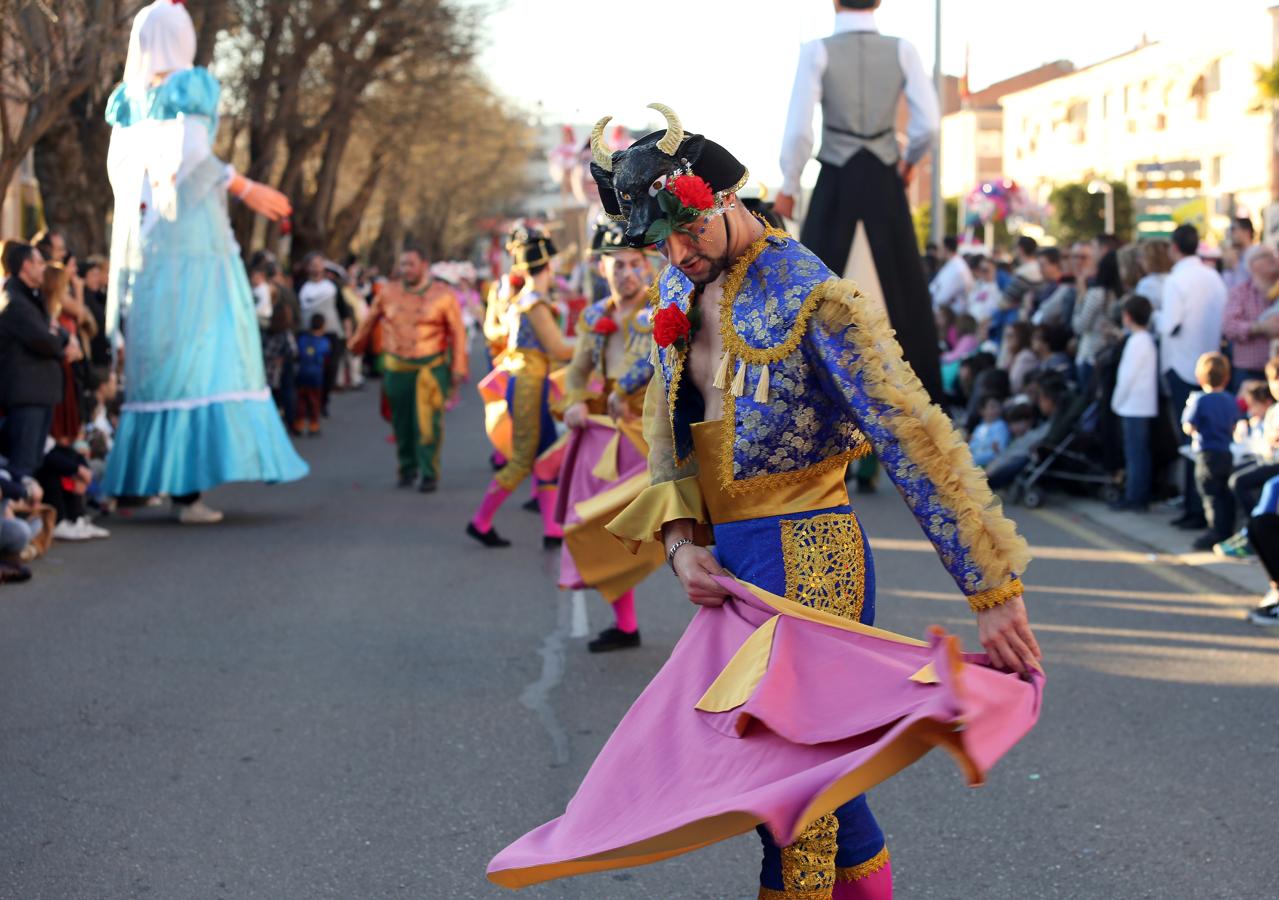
612, 589, 637, 633
832, 859, 892, 900
471, 479, 512, 533
537, 483, 563, 538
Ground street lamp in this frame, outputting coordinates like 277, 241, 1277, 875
1087, 179, 1115, 235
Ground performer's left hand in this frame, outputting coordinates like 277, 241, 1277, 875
976, 594, 1042, 675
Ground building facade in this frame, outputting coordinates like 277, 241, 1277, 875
999, 24, 1273, 239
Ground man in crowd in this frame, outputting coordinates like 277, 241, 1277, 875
0, 241, 68, 481
1161, 223, 1227, 529
1030, 246, 1076, 327
774, 0, 943, 400
1001, 235, 1043, 311
349, 246, 467, 493
1224, 216, 1256, 292
929, 235, 972, 313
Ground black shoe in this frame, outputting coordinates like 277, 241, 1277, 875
522, 497, 540, 513
0, 560, 32, 584
417, 476, 438, 493
1173, 516, 1208, 530
588, 627, 641, 653
543, 535, 563, 549
397, 471, 416, 489
466, 522, 511, 547
1191, 532, 1223, 551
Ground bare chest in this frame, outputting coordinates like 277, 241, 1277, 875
685, 280, 726, 421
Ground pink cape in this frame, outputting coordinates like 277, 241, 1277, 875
487, 577, 1043, 888
548, 418, 649, 590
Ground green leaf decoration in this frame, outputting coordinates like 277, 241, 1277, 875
645, 219, 672, 245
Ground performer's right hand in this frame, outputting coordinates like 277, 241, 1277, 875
564, 402, 590, 430
233, 176, 292, 222
672, 544, 732, 608
772, 192, 795, 221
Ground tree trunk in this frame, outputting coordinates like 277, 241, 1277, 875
33, 91, 113, 256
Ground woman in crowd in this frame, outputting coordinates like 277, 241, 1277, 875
1072, 248, 1122, 392
1001, 320, 1039, 394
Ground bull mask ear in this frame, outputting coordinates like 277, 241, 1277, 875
677, 134, 707, 168
590, 161, 622, 218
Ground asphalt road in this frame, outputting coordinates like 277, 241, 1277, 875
2, 384, 1277, 900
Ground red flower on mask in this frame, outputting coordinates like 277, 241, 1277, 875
652, 305, 691, 348
668, 174, 714, 212
592, 316, 619, 335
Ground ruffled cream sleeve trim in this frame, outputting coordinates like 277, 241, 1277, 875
606, 476, 709, 554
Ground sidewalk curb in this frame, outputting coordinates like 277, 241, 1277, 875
1037, 496, 1270, 599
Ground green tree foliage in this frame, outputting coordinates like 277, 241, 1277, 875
1047, 180, 1134, 245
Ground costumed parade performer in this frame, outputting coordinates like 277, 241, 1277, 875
348, 246, 467, 493
488, 105, 1043, 898
774, 0, 944, 402
101, 0, 307, 522
556, 216, 664, 653
467, 228, 574, 548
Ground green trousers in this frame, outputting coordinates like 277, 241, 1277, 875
383, 354, 452, 480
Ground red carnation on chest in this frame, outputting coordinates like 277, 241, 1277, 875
592, 316, 619, 335
652, 305, 691, 348
668, 174, 714, 212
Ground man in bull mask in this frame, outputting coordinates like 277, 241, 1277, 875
487, 104, 1041, 899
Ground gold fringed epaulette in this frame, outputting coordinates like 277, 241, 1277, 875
813, 278, 870, 332
836, 282, 1034, 592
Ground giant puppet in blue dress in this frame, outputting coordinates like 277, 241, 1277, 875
101, 0, 307, 522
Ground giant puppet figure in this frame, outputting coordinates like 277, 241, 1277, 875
488, 104, 1043, 898
774, 0, 944, 402
102, 1, 307, 522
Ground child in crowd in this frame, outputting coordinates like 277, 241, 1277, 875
1183, 352, 1240, 550
1110, 296, 1158, 511
969, 396, 1010, 467
1244, 473, 1279, 626
1216, 368, 1279, 558
295, 313, 331, 436
263, 304, 299, 435
942, 313, 979, 363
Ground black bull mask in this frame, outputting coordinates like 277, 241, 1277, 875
589, 103, 748, 249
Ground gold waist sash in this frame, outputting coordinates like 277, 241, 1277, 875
690, 420, 849, 525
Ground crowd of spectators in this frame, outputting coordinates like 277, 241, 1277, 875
929, 218, 1279, 626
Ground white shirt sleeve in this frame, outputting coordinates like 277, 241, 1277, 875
897, 38, 940, 165
1159, 273, 1184, 338
779, 39, 826, 198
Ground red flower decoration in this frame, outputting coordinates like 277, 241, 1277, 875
668, 174, 714, 212
652, 305, 691, 348
592, 316, 619, 335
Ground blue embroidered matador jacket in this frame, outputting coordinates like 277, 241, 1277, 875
611, 228, 1031, 612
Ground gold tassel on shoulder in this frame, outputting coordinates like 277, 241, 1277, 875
713, 351, 731, 390
730, 360, 747, 396
752, 362, 770, 404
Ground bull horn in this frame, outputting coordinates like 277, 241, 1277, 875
591, 116, 614, 171
648, 102, 684, 156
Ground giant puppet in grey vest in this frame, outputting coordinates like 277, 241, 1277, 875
778, 1, 943, 400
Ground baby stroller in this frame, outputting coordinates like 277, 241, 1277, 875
1011, 397, 1121, 509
